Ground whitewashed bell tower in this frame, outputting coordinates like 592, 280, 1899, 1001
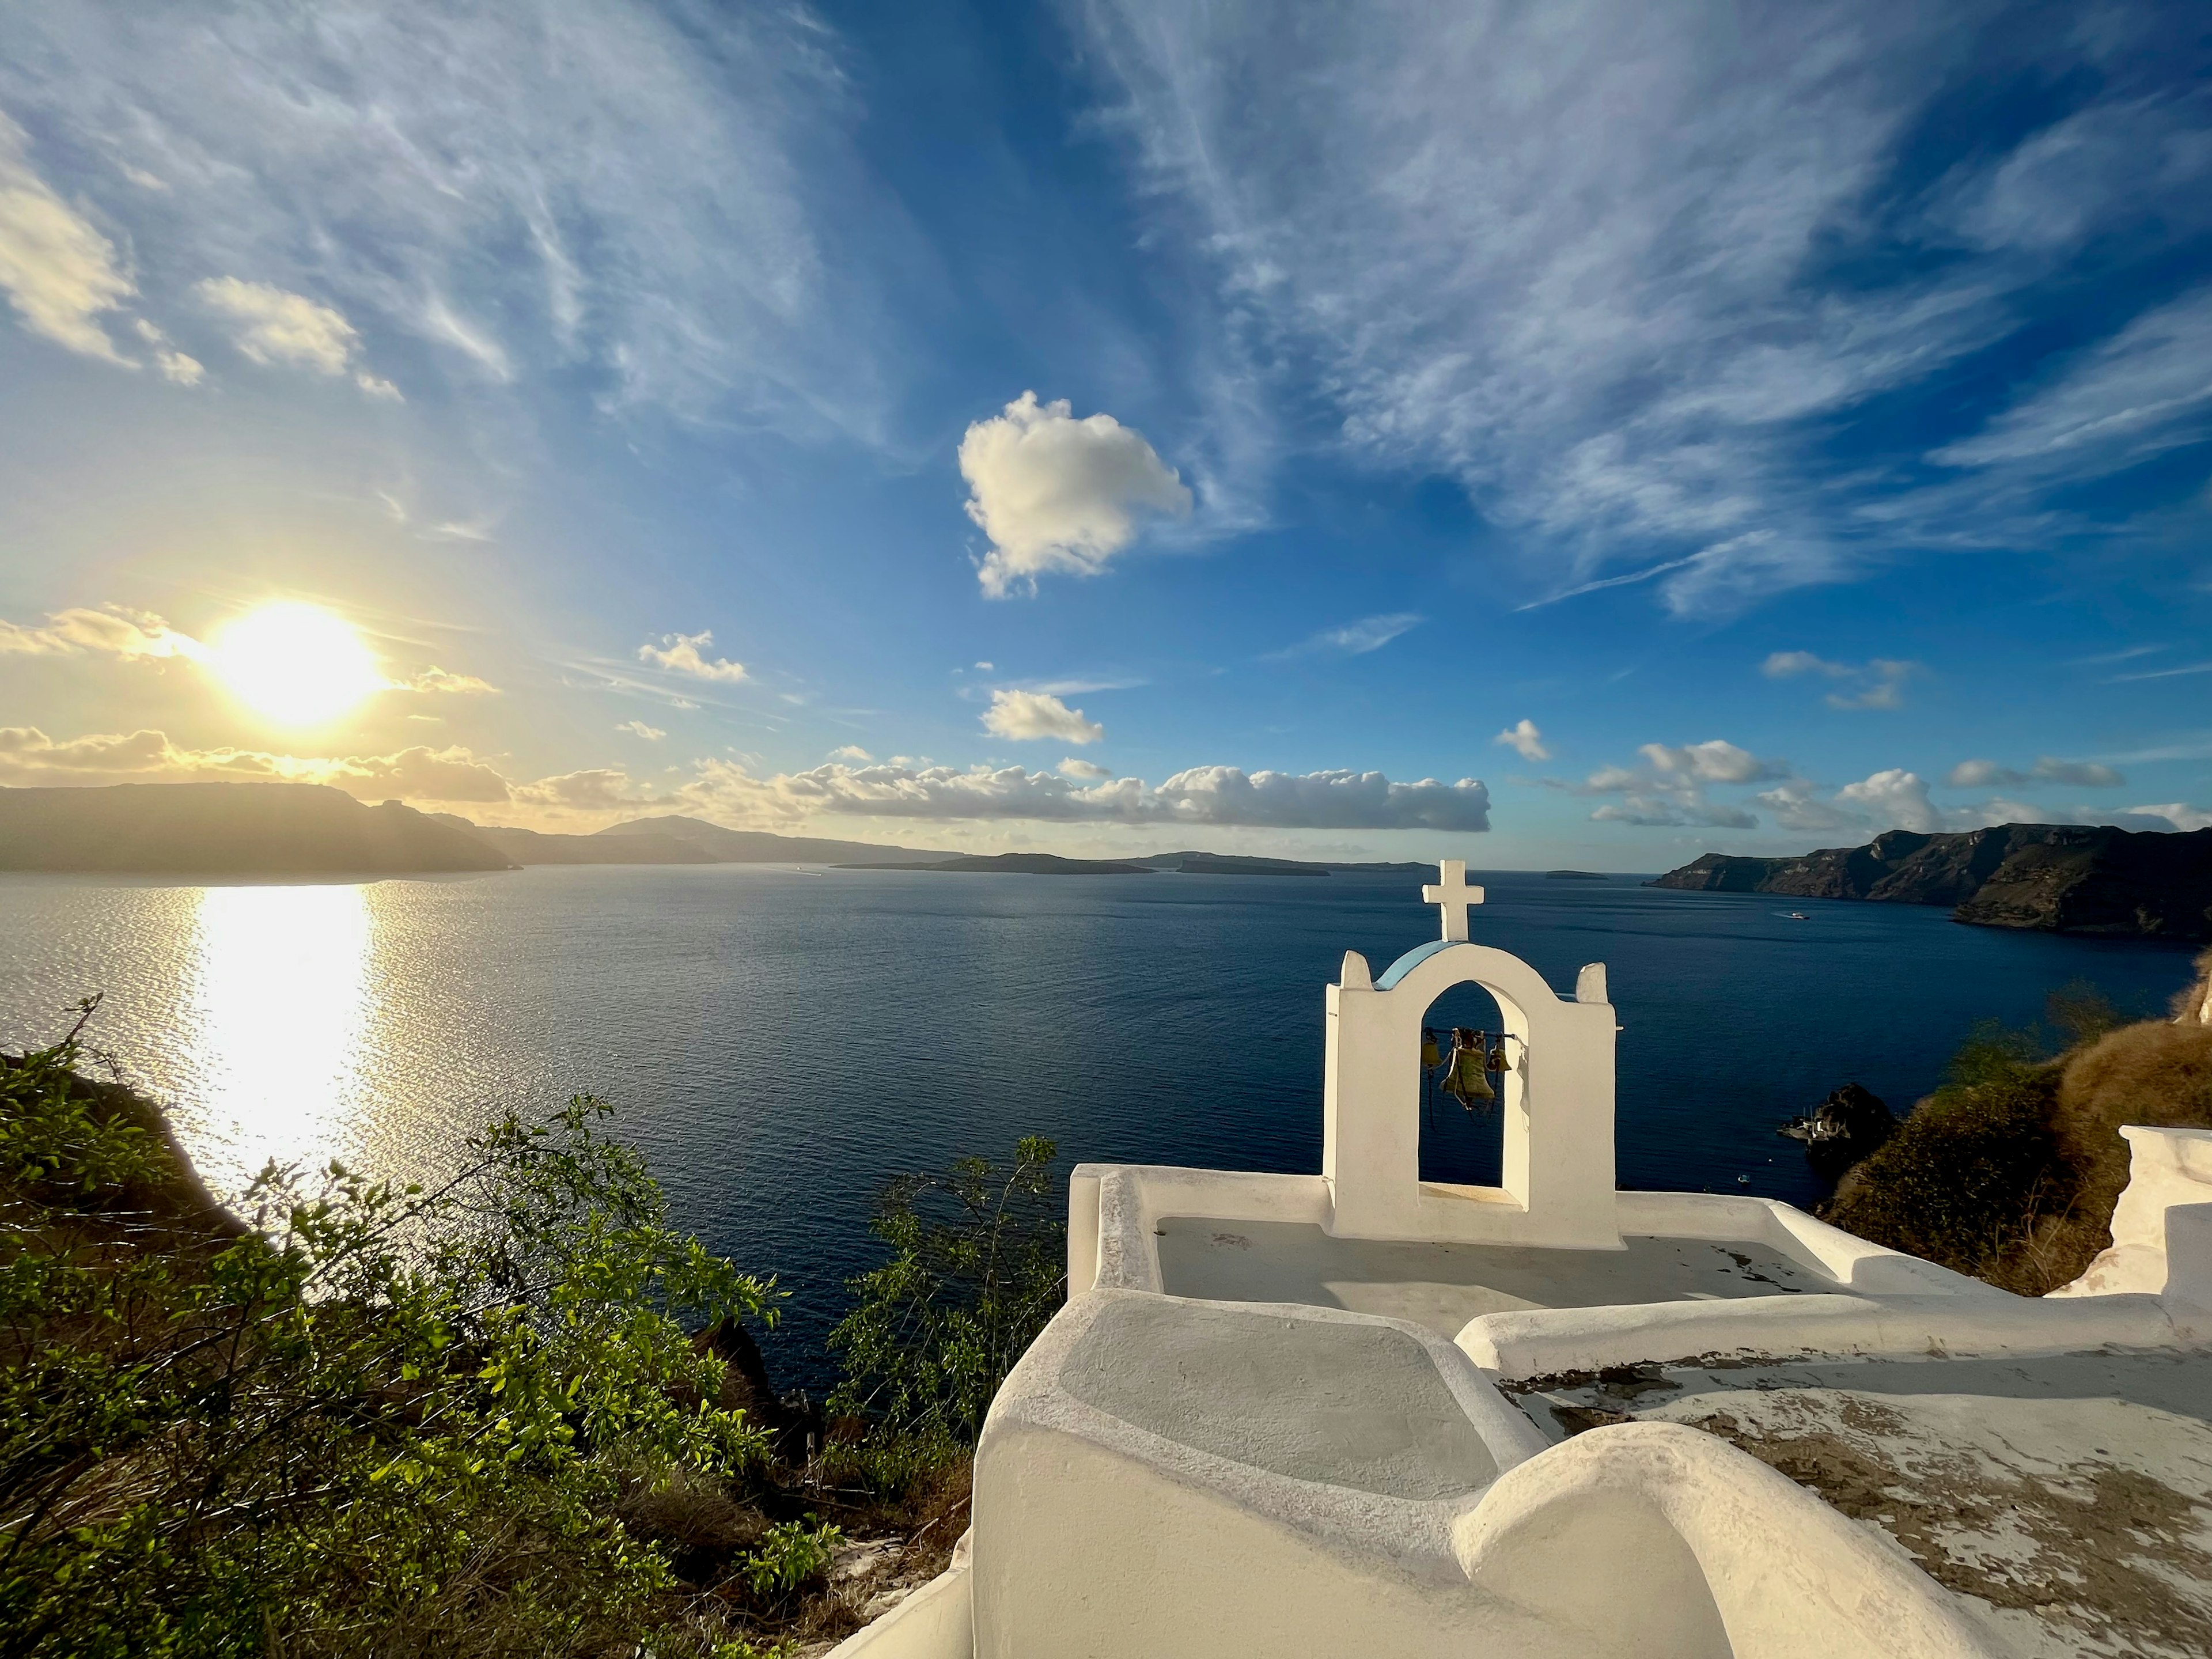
1322, 861, 1623, 1248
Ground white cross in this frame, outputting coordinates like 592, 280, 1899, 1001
1422, 859, 1484, 942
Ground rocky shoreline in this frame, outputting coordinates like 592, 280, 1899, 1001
1652, 823, 2212, 939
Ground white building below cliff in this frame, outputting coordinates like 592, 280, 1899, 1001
836, 864, 2212, 1659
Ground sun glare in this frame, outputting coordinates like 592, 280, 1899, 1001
212, 601, 387, 726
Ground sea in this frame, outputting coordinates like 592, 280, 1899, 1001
1, 864, 2198, 1386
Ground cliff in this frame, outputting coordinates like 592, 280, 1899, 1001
0, 783, 515, 874
1652, 823, 2212, 938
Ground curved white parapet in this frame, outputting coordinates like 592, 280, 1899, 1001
972, 1290, 1998, 1659
1070, 1164, 1989, 1310
2051, 1125, 2212, 1331
1068, 1163, 1334, 1296
1457, 1289, 2181, 1378
824, 1549, 973, 1659
1613, 1190, 1996, 1296
1456, 1422, 1998, 1659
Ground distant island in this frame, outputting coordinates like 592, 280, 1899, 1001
840, 853, 1153, 875
1652, 824, 2212, 939
0, 785, 1459, 878
1545, 869, 1608, 881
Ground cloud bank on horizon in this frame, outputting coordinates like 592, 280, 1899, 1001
0, 2, 2207, 861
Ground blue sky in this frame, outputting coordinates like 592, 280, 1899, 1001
1, 0, 2209, 868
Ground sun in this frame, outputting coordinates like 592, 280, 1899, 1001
211, 602, 387, 726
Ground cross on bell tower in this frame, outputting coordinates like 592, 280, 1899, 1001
1422, 859, 1484, 942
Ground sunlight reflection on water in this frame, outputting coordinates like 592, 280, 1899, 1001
181, 884, 374, 1190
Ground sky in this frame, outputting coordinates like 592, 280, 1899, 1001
2, 0, 2210, 870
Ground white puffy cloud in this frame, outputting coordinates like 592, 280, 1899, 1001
0, 605, 206, 660
0, 113, 133, 363
1493, 719, 1550, 762
960, 392, 1192, 596
1750, 777, 1862, 835
619, 721, 668, 741
1761, 651, 1918, 709
638, 630, 747, 683
0, 726, 184, 779
1946, 756, 2124, 789
0, 726, 513, 802
1057, 756, 1112, 780
981, 688, 1104, 745
826, 744, 870, 762
1637, 740, 1782, 786
1574, 737, 1782, 828
1834, 768, 1945, 834
195, 276, 358, 374
683, 757, 1489, 831
406, 666, 498, 695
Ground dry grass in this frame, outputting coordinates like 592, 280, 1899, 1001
1824, 1015, 2212, 1294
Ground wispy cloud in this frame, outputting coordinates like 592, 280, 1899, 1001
1, 2, 897, 435
2067, 643, 2166, 668
1078, 5, 2212, 616
2107, 660, 2212, 683
0, 112, 134, 364
1266, 612, 1423, 658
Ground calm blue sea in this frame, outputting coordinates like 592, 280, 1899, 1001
0, 865, 2196, 1385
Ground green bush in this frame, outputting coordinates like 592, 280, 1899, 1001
740, 1517, 844, 1604
0, 1007, 781, 1659
1822, 1022, 2069, 1289
826, 1137, 1064, 1448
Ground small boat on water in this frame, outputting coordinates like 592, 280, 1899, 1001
1783, 911, 1808, 920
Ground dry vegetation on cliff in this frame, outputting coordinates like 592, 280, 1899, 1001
1823, 952, 2212, 1293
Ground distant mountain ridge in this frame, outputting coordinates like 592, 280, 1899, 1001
1652, 824, 2212, 938
0, 783, 514, 874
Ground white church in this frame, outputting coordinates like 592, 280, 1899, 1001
835, 864, 2212, 1659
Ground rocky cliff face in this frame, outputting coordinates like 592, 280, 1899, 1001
1651, 824, 2212, 938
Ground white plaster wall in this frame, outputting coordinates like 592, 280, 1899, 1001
2051, 1124, 2212, 1327
973, 1291, 2000, 1659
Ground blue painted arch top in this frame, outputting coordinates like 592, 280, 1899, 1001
1374, 938, 1457, 991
